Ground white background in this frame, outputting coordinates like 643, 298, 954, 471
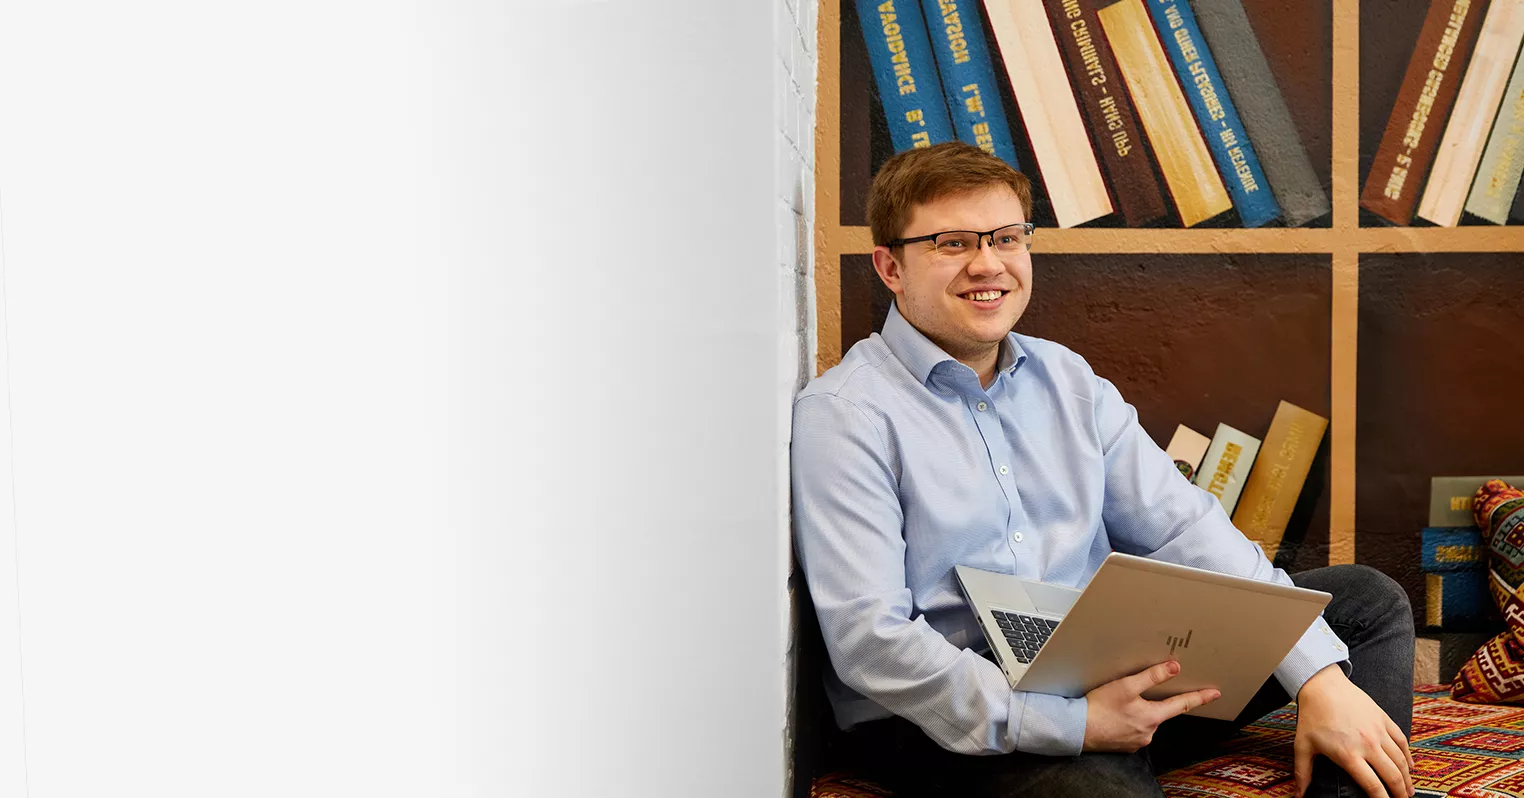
0, 1, 808, 795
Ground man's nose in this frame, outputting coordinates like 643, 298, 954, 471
967, 238, 1004, 274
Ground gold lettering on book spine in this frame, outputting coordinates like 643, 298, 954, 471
878, 3, 918, 96
937, 1, 971, 65
1485, 83, 1524, 198
1385, 0, 1472, 200
1246, 422, 1304, 529
1435, 544, 1480, 563
1060, 0, 1132, 158
1207, 442, 1242, 498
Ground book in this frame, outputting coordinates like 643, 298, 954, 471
1464, 48, 1524, 223
1361, 0, 1490, 225
1231, 401, 1328, 560
1165, 425, 1212, 481
1145, 0, 1281, 227
1417, 0, 1524, 226
1187, 0, 1330, 226
1422, 526, 1487, 572
1042, 0, 1168, 227
1097, 0, 1232, 227
1193, 423, 1262, 515
1430, 475, 1524, 527
856, 0, 958, 152
1512, 167, 1524, 221
984, 0, 1114, 227
1426, 570, 1492, 628
920, 0, 1023, 168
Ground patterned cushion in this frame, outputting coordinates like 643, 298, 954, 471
1452, 480, 1524, 704
810, 687, 1524, 797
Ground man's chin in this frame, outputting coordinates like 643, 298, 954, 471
966, 316, 1021, 341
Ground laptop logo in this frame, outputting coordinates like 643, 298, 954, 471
1167, 630, 1193, 655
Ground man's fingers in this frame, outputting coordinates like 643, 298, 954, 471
1381, 735, 1413, 797
1123, 660, 1179, 695
1341, 757, 1393, 798
1293, 740, 1314, 798
1369, 744, 1408, 798
1388, 719, 1415, 772
1155, 687, 1222, 721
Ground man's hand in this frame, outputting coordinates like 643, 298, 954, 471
1083, 660, 1221, 752
1294, 665, 1414, 798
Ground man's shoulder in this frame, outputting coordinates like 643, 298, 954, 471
1011, 332, 1087, 370
1007, 332, 1096, 379
795, 334, 907, 407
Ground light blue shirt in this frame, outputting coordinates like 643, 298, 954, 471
791, 303, 1348, 757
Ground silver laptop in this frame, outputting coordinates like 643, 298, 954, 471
953, 552, 1332, 720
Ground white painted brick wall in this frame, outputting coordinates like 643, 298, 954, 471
777, 0, 816, 794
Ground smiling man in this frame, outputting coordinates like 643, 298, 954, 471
791, 142, 1417, 797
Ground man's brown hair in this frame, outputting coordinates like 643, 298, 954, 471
866, 142, 1033, 247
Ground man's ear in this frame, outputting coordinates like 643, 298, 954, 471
871, 246, 903, 295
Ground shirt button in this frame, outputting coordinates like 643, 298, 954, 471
999, 465, 1009, 475
977, 401, 988, 412
1011, 530, 1023, 543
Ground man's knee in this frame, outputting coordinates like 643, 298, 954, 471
1296, 563, 1413, 631
1337, 564, 1410, 613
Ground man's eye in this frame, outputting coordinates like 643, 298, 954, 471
939, 239, 966, 249
997, 235, 1016, 245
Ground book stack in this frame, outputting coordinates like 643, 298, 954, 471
1362, 0, 1524, 226
853, 0, 1330, 228
1164, 401, 1329, 562
1420, 476, 1524, 630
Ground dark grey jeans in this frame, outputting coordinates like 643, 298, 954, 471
836, 564, 1416, 797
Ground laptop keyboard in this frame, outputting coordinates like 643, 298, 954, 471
991, 610, 1057, 664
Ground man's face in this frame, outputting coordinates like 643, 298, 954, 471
871, 184, 1032, 362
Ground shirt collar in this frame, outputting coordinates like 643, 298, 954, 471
881, 302, 1027, 388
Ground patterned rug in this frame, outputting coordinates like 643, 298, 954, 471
811, 686, 1524, 797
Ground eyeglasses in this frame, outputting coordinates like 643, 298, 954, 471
888, 223, 1035, 264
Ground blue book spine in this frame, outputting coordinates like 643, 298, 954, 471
1427, 570, 1491, 629
1144, 0, 1281, 227
856, 0, 956, 152
917, 0, 1020, 169
1422, 527, 1486, 573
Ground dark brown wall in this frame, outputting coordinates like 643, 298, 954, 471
1356, 254, 1524, 624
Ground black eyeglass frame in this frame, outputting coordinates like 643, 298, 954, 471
887, 222, 1036, 251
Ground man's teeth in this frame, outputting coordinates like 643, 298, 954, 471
967, 290, 1003, 301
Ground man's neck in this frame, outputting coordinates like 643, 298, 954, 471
963, 351, 999, 390
939, 341, 1000, 389
935, 343, 1001, 389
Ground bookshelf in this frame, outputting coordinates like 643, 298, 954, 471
811, 0, 1524, 575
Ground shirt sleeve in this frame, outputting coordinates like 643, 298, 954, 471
792, 393, 1087, 756
1089, 375, 1350, 697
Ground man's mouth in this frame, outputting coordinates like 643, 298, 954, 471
961, 289, 1008, 303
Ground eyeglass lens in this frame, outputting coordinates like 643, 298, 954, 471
932, 225, 1031, 260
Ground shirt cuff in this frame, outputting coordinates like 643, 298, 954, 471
1013, 691, 1087, 756
1273, 615, 1351, 698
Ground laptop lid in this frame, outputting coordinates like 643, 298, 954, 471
1014, 552, 1331, 720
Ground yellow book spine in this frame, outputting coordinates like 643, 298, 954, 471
1231, 401, 1329, 560
1097, 0, 1231, 226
